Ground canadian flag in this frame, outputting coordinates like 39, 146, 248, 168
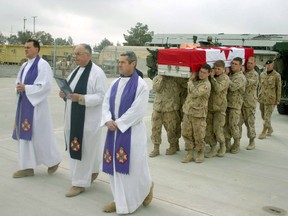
158, 47, 254, 72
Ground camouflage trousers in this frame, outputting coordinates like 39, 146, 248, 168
205, 111, 226, 146
259, 103, 275, 128
182, 114, 206, 151
224, 108, 241, 140
150, 110, 181, 145
239, 106, 256, 139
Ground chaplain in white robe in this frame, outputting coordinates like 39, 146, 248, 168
101, 51, 153, 214
12, 39, 61, 178
60, 44, 107, 197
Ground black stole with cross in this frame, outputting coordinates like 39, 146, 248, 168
68, 60, 92, 160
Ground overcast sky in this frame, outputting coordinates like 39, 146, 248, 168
1, 0, 287, 46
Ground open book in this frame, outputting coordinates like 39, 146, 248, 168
54, 76, 72, 95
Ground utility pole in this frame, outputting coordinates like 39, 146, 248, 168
23, 17, 27, 31
32, 16, 37, 35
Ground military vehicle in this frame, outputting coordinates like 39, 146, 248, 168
273, 42, 288, 114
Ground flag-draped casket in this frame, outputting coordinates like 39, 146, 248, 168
157, 47, 254, 78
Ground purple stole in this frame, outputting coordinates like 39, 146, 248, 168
12, 55, 40, 140
103, 71, 139, 175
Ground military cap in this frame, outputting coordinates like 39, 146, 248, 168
266, 60, 273, 64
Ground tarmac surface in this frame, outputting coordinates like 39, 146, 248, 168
0, 67, 288, 216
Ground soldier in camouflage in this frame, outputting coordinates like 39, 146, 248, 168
238, 57, 259, 150
258, 60, 282, 139
224, 57, 247, 154
149, 75, 181, 157
205, 60, 230, 158
181, 64, 211, 163
58, 58, 68, 77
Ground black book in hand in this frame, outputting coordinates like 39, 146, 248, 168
54, 76, 72, 95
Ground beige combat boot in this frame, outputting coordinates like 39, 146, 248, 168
217, 142, 226, 157
195, 149, 205, 163
166, 143, 177, 155
48, 163, 60, 174
181, 150, 193, 163
13, 169, 34, 178
225, 139, 232, 153
258, 127, 267, 139
65, 186, 85, 197
103, 202, 116, 213
267, 126, 273, 136
149, 144, 160, 157
143, 182, 154, 206
246, 138, 255, 150
205, 146, 217, 158
91, 173, 99, 183
230, 139, 240, 154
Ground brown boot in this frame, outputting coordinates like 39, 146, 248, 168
166, 143, 177, 155
65, 186, 85, 197
149, 144, 160, 157
217, 142, 226, 157
225, 139, 232, 153
195, 149, 204, 163
267, 126, 273, 136
48, 163, 60, 174
13, 169, 34, 178
258, 127, 267, 139
205, 146, 217, 158
246, 138, 255, 150
231, 139, 240, 154
181, 150, 193, 163
143, 182, 154, 206
103, 202, 116, 213
91, 173, 99, 183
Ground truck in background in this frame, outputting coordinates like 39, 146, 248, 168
273, 42, 288, 114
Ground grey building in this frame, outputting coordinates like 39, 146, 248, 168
147, 33, 288, 50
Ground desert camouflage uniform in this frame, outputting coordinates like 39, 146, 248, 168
182, 77, 211, 156
224, 71, 246, 152
205, 73, 229, 157
258, 70, 281, 135
150, 75, 181, 155
57, 58, 69, 77
239, 69, 259, 141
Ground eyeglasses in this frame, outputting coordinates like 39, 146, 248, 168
72, 52, 86, 57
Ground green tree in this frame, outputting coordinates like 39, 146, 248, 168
55, 37, 69, 45
123, 22, 153, 46
0, 32, 6, 44
17, 31, 33, 44
35, 31, 54, 45
93, 38, 113, 52
7, 35, 19, 45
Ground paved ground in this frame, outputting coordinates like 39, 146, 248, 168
0, 72, 288, 216
0, 64, 21, 77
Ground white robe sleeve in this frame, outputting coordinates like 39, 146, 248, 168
116, 79, 149, 133
84, 65, 107, 107
100, 82, 114, 127
15, 64, 26, 93
24, 59, 52, 107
